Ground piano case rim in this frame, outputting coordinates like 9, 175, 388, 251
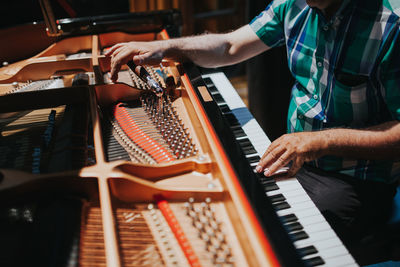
182, 61, 305, 267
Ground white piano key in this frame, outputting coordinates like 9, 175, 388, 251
284, 198, 317, 211
298, 221, 333, 236
311, 245, 351, 261
299, 236, 343, 251
329, 257, 357, 266
300, 214, 332, 226
267, 185, 306, 198
294, 232, 355, 266
303, 248, 355, 267
273, 179, 305, 193
288, 194, 316, 204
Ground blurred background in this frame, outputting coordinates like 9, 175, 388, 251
0, 0, 293, 140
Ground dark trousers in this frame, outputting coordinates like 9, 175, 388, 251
296, 165, 398, 265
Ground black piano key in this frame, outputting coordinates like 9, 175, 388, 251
224, 112, 240, 126
242, 146, 258, 155
202, 77, 214, 87
273, 201, 291, 211
218, 104, 231, 114
212, 93, 225, 104
264, 183, 280, 192
260, 178, 276, 186
259, 176, 274, 183
297, 246, 318, 258
285, 222, 304, 232
269, 193, 286, 203
231, 126, 246, 138
280, 214, 298, 224
230, 125, 243, 132
207, 85, 219, 93
233, 128, 247, 138
289, 231, 309, 242
242, 144, 257, 152
238, 138, 252, 147
247, 156, 261, 163
247, 155, 260, 164
255, 171, 269, 179
304, 256, 325, 266
242, 146, 256, 154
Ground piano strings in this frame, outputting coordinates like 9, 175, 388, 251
103, 67, 197, 164
0, 78, 64, 96
77, 196, 243, 267
0, 107, 65, 172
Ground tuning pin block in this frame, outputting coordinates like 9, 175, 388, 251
138, 92, 198, 160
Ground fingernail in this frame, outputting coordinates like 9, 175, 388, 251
134, 56, 142, 64
255, 165, 262, 173
264, 168, 270, 176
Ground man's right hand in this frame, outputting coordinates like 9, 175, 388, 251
105, 41, 166, 82
105, 25, 270, 82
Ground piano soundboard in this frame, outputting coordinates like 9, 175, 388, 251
0, 13, 357, 267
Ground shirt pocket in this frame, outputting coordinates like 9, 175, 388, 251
331, 72, 370, 127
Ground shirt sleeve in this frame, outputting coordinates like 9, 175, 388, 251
249, 0, 288, 48
379, 23, 400, 121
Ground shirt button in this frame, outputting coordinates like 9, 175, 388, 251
298, 114, 304, 120
323, 25, 329, 31
317, 62, 323, 67
313, 94, 318, 100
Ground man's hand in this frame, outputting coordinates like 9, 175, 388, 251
105, 25, 271, 82
105, 41, 165, 82
256, 131, 328, 177
256, 121, 400, 177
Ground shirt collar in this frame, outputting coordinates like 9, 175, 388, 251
313, 0, 354, 25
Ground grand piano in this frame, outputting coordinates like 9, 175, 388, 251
0, 2, 357, 266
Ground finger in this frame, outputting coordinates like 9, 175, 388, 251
286, 158, 304, 177
263, 150, 293, 177
109, 51, 123, 80
110, 51, 129, 81
146, 51, 165, 65
110, 64, 121, 82
256, 141, 282, 173
258, 144, 286, 172
110, 45, 128, 60
110, 49, 132, 81
110, 57, 120, 82
256, 146, 281, 173
134, 51, 161, 66
133, 54, 144, 65
104, 43, 125, 56
260, 140, 280, 160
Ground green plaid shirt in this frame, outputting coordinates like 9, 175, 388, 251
250, 0, 400, 183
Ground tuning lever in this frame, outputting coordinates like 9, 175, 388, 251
126, 60, 163, 97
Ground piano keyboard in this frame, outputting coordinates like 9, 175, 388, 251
201, 72, 358, 267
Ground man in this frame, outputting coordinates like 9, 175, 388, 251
107, 0, 400, 264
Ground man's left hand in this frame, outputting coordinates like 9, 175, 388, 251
256, 131, 328, 177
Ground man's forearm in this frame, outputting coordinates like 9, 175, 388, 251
161, 34, 231, 67
162, 25, 269, 68
256, 120, 400, 177
322, 121, 400, 159
107, 25, 269, 81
